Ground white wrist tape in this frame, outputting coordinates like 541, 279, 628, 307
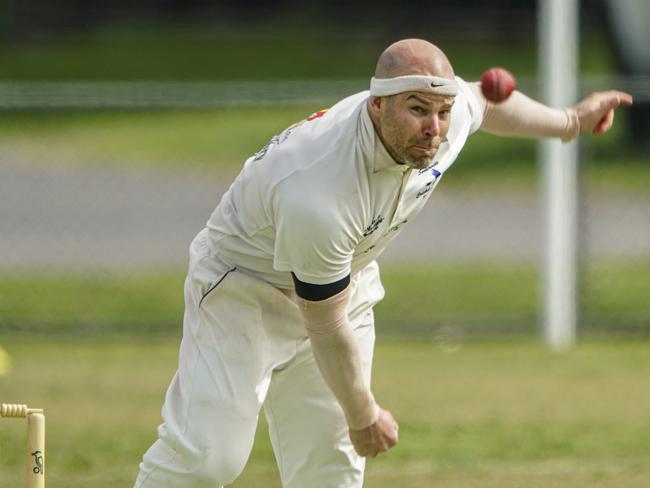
563, 108, 581, 142
370, 75, 458, 97
297, 287, 379, 430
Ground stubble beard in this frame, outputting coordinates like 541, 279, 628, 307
402, 153, 434, 169
398, 144, 437, 170
378, 114, 438, 170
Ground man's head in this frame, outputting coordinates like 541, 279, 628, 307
367, 39, 456, 169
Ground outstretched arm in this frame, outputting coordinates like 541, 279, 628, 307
293, 274, 399, 457
468, 83, 633, 142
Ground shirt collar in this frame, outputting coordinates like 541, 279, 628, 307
360, 100, 410, 174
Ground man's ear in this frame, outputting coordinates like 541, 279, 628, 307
368, 96, 383, 117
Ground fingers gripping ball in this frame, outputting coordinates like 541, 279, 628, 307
0, 345, 10, 376
480, 67, 517, 103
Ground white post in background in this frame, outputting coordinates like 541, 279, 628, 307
538, 0, 579, 350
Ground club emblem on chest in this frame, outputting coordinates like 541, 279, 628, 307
416, 180, 435, 199
363, 215, 384, 237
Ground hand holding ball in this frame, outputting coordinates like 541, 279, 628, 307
480, 67, 516, 103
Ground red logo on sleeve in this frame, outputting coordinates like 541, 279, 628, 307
307, 109, 329, 121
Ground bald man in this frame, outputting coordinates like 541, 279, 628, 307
134, 39, 632, 488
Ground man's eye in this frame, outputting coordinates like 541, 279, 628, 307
439, 109, 451, 117
411, 106, 426, 114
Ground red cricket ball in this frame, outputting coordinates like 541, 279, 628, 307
480, 67, 517, 103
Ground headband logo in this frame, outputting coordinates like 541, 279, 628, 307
370, 76, 458, 97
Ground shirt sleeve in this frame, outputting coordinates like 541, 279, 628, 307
455, 76, 485, 135
272, 186, 356, 285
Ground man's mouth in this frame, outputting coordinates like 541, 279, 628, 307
412, 145, 437, 152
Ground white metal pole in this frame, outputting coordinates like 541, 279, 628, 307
538, 0, 580, 350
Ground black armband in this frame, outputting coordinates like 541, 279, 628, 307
291, 273, 351, 301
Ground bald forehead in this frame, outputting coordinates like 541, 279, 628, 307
375, 39, 455, 80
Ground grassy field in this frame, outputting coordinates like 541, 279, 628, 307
1, 261, 649, 338
0, 339, 649, 487
0, 27, 614, 81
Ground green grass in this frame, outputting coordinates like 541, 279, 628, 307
375, 261, 650, 337
0, 27, 380, 81
1, 261, 649, 337
0, 270, 185, 336
0, 107, 319, 179
1, 339, 649, 487
0, 22, 615, 81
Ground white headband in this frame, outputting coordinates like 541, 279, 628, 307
369, 75, 458, 97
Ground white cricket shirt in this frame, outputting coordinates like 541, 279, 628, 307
205, 77, 483, 288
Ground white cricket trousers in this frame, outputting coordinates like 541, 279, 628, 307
134, 230, 385, 487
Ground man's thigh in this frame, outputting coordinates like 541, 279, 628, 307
137, 263, 305, 487
263, 315, 376, 488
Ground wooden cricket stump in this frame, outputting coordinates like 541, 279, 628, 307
1, 403, 45, 488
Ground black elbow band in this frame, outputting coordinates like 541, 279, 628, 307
291, 273, 351, 301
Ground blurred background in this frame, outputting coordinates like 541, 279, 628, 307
0, 1, 649, 487
1, 0, 648, 339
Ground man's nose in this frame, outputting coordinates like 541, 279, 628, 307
423, 115, 441, 137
